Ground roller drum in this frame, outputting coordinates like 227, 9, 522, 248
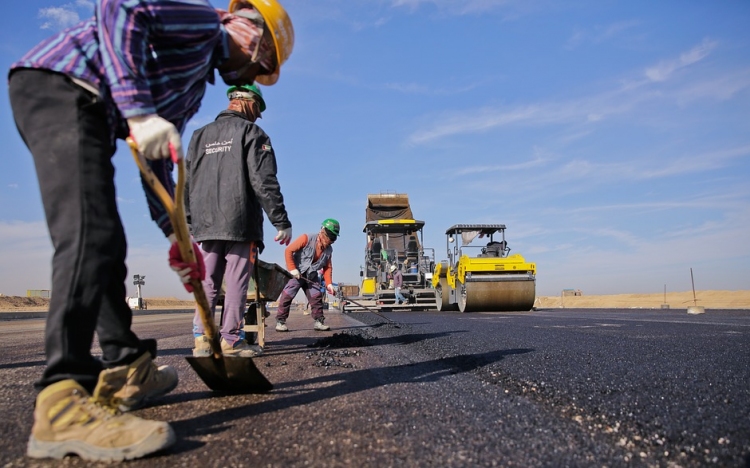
436, 278, 458, 311
458, 279, 536, 312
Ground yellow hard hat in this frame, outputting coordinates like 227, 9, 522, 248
229, 0, 294, 86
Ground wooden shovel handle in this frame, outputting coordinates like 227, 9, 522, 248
127, 138, 222, 358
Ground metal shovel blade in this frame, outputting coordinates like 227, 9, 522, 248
185, 355, 273, 393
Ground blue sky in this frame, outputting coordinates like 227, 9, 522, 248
1, 0, 749, 300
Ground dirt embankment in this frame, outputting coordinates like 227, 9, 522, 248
0, 296, 50, 309
0, 296, 195, 312
535, 290, 750, 310
138, 297, 196, 309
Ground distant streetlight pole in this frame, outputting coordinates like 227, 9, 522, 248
133, 274, 145, 301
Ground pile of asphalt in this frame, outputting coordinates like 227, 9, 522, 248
306, 349, 362, 368
307, 330, 376, 349
302, 330, 379, 368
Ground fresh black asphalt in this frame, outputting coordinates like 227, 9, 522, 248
0, 307, 748, 467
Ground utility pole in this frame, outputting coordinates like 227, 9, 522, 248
132, 274, 146, 309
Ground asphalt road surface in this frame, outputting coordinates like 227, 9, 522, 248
0, 307, 748, 467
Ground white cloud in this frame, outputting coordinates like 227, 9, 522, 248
600, 20, 641, 40
408, 106, 540, 144
644, 38, 718, 82
392, 0, 507, 11
406, 94, 640, 144
672, 68, 750, 103
39, 6, 80, 30
565, 20, 641, 49
559, 186, 749, 218
455, 155, 551, 176
384, 82, 432, 94
383, 79, 491, 96
637, 144, 750, 179
586, 227, 641, 248
406, 38, 734, 146
494, 143, 747, 193
388, 0, 547, 17
534, 205, 750, 295
38, 0, 94, 31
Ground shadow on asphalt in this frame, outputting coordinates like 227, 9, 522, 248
372, 330, 466, 346
165, 346, 533, 450
157, 348, 194, 357
0, 360, 46, 370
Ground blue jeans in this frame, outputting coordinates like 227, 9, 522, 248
395, 287, 406, 304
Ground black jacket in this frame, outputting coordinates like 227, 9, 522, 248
185, 110, 290, 251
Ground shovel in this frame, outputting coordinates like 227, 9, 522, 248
127, 138, 272, 393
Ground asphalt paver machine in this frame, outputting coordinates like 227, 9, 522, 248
347, 193, 436, 311
359, 219, 436, 310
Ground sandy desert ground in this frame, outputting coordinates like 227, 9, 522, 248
0, 290, 749, 312
0, 296, 196, 311
533, 290, 750, 310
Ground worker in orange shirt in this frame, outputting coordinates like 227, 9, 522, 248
275, 219, 339, 332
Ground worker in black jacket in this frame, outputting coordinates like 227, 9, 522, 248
185, 83, 292, 358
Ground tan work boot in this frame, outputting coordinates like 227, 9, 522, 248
314, 318, 330, 331
27, 369, 175, 461
112, 352, 178, 412
220, 337, 263, 357
193, 335, 212, 357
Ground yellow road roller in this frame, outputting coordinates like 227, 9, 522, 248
433, 224, 536, 312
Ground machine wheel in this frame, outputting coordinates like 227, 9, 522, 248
458, 284, 469, 313
458, 280, 536, 313
435, 286, 445, 311
436, 278, 458, 311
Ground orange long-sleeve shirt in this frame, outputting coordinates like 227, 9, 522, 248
284, 234, 333, 286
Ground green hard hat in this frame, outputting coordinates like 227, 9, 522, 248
227, 83, 266, 113
321, 218, 340, 238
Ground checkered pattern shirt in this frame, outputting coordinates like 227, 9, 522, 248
10, 0, 230, 236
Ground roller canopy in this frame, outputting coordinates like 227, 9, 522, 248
445, 224, 506, 236
363, 219, 425, 234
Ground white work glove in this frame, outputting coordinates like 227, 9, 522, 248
289, 269, 300, 279
127, 114, 183, 161
326, 284, 336, 296
274, 227, 292, 246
